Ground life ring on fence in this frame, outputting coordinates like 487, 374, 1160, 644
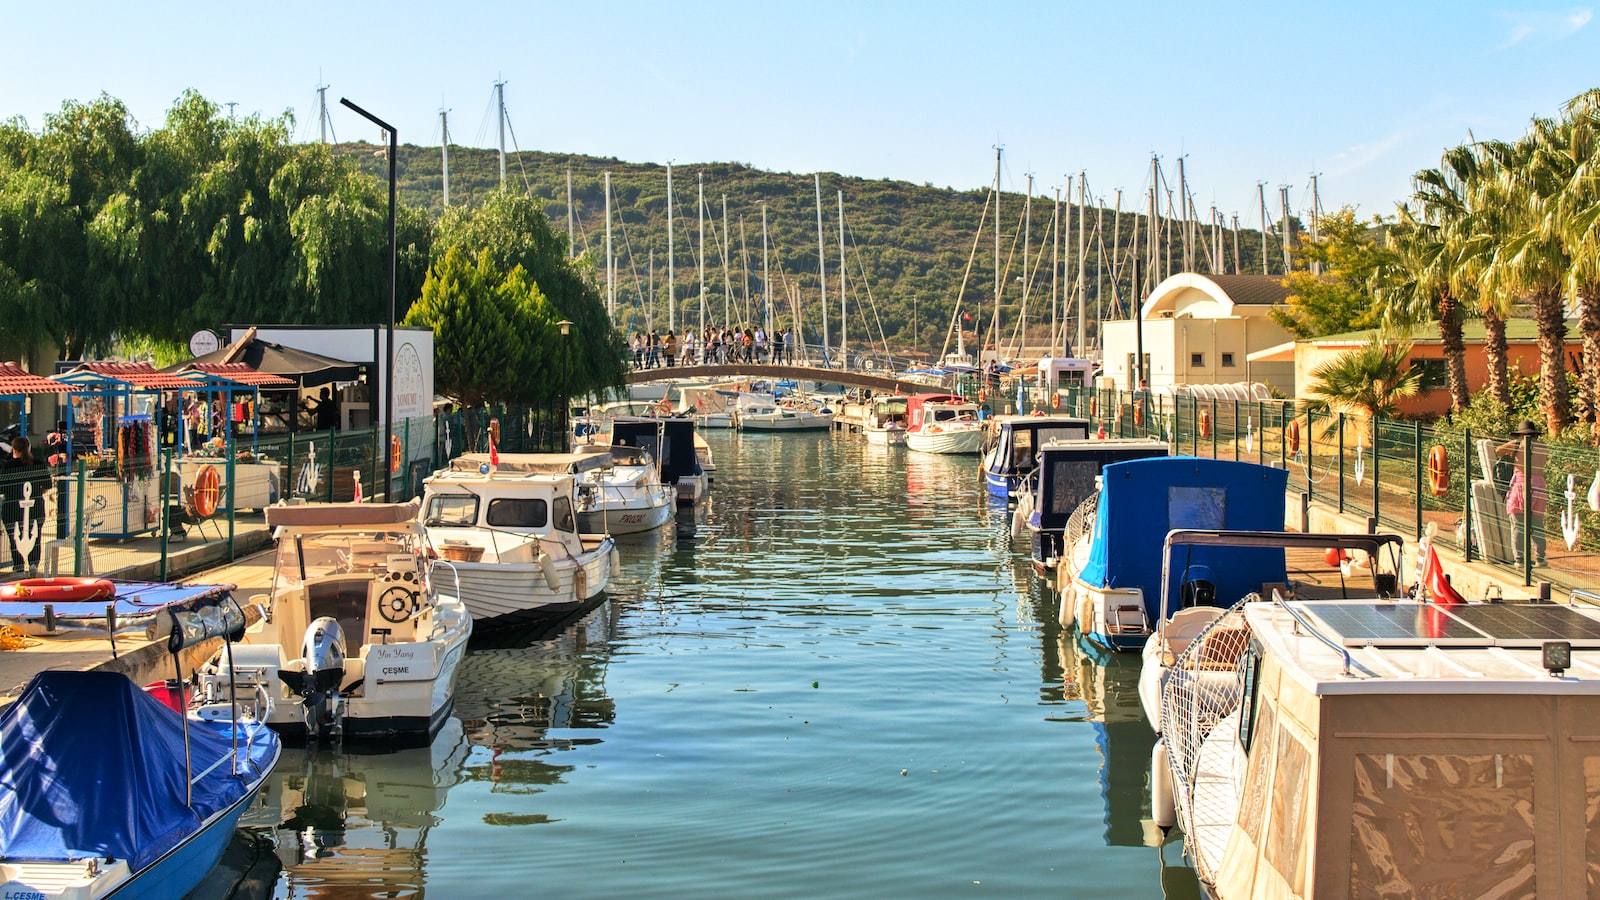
1286, 419, 1302, 455
1089, 397, 1097, 416
390, 435, 403, 474
1052, 394, 1061, 410
192, 464, 221, 518
1426, 445, 1450, 496
1198, 408, 1212, 439
656, 399, 672, 416
1133, 402, 1145, 427
0, 577, 117, 602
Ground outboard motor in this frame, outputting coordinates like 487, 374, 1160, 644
276, 616, 347, 740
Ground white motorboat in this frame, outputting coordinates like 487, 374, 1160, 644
610, 417, 708, 506
863, 396, 909, 445
201, 501, 472, 742
903, 393, 983, 454
1155, 564, 1585, 898
420, 452, 617, 627
736, 401, 835, 431
576, 444, 676, 534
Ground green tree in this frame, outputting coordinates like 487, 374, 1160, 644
1301, 335, 1424, 428
1269, 207, 1393, 339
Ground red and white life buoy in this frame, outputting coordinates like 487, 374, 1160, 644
0, 577, 117, 603
1286, 419, 1302, 456
1198, 408, 1211, 439
192, 464, 221, 517
390, 435, 403, 474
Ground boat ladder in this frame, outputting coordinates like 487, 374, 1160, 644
1109, 602, 1149, 635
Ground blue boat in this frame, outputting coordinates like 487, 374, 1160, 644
0, 670, 280, 899
1059, 457, 1288, 651
1015, 437, 1169, 573
979, 414, 1091, 500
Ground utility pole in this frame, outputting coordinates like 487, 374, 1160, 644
495, 80, 506, 188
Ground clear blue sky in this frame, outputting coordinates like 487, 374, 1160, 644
5, 1, 1596, 223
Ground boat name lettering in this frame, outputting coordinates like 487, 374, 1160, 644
3, 888, 48, 900
368, 645, 431, 681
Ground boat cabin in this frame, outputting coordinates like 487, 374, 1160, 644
421, 455, 596, 563
1037, 356, 1097, 394
981, 414, 1092, 499
611, 417, 701, 485
906, 393, 974, 430
1027, 438, 1168, 562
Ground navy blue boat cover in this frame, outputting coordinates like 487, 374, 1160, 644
0, 670, 275, 870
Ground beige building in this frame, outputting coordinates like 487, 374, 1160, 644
1099, 273, 1296, 395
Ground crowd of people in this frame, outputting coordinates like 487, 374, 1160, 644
629, 326, 797, 369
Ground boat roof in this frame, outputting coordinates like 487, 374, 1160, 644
448, 449, 610, 475
1039, 437, 1168, 454
989, 414, 1092, 430
266, 500, 421, 530
1246, 599, 1600, 695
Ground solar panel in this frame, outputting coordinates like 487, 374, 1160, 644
1442, 604, 1600, 648
1301, 602, 1493, 648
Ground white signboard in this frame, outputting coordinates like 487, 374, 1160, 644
366, 643, 435, 682
189, 329, 220, 357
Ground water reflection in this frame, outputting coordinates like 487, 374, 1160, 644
1058, 634, 1160, 848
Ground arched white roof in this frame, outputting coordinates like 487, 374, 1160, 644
1138, 273, 1292, 321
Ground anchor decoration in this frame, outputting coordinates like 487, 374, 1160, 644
442, 422, 453, 459
1353, 433, 1366, 486
1244, 416, 1254, 455
296, 441, 321, 496
1588, 469, 1600, 513
1563, 473, 1583, 552
10, 482, 40, 573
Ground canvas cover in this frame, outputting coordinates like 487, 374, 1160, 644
1078, 457, 1287, 621
0, 670, 276, 871
611, 418, 699, 484
1033, 440, 1170, 531
266, 500, 421, 529
449, 449, 610, 475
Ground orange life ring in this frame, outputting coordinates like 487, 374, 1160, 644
193, 464, 221, 518
657, 398, 672, 415
1051, 394, 1061, 410
0, 577, 117, 602
1089, 397, 1097, 417
1133, 402, 1145, 427
1198, 408, 1211, 439
390, 435, 403, 474
1426, 445, 1450, 496
1286, 419, 1302, 455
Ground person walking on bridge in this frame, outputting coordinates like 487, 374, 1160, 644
682, 328, 697, 365
755, 327, 767, 363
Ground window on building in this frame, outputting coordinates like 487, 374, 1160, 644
1222, 352, 1236, 368
1190, 352, 1205, 368
1410, 359, 1449, 390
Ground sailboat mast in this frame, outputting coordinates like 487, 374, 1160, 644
815, 174, 829, 364
722, 195, 734, 328
1051, 185, 1061, 361
439, 108, 450, 208
697, 172, 706, 340
1076, 171, 1087, 358
1231, 214, 1241, 276
837, 189, 847, 365
762, 204, 771, 339
1280, 185, 1292, 273
317, 84, 329, 144
495, 80, 506, 188
567, 168, 576, 259
1112, 188, 1123, 308
992, 147, 1002, 365
1178, 156, 1190, 272
1147, 157, 1158, 298
1309, 173, 1322, 276
1094, 199, 1105, 357
667, 163, 675, 332
604, 171, 614, 318
1021, 174, 1031, 362
1258, 183, 1270, 275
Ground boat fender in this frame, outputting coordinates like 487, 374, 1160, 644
1151, 739, 1177, 829
1010, 507, 1025, 540
0, 577, 117, 602
575, 566, 588, 599
538, 551, 560, 592
609, 548, 621, 578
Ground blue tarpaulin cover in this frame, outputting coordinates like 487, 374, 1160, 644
0, 670, 273, 871
1079, 457, 1288, 620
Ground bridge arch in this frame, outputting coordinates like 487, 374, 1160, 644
625, 363, 936, 395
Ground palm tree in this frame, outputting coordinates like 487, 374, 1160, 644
1302, 334, 1424, 427
1553, 89, 1600, 430
1386, 204, 1467, 411
1453, 143, 1517, 411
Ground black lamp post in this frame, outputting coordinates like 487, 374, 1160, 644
559, 320, 574, 449
339, 97, 397, 500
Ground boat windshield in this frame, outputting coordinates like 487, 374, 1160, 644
486, 498, 548, 529
275, 530, 420, 594
425, 494, 479, 527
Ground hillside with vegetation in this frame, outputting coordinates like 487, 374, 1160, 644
341, 142, 1292, 356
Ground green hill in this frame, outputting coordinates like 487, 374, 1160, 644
340, 141, 1291, 356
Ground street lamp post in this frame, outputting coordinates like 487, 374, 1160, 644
339, 97, 397, 500
558, 320, 574, 450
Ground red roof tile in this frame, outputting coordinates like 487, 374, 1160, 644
0, 362, 74, 395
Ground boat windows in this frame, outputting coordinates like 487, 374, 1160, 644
1168, 486, 1226, 530
1235, 640, 1264, 751
1349, 753, 1536, 897
552, 496, 576, 533
485, 498, 548, 528
425, 494, 479, 527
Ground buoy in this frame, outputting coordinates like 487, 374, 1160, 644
0, 577, 117, 602
1424, 445, 1449, 496
1198, 408, 1211, 439
609, 549, 621, 578
1287, 419, 1302, 455
1151, 740, 1177, 828
1323, 547, 1348, 567
192, 464, 221, 517
390, 435, 402, 474
574, 565, 588, 599
1096, 423, 1106, 440
1133, 402, 1145, 427
1011, 507, 1025, 540
538, 551, 559, 591
1051, 393, 1061, 410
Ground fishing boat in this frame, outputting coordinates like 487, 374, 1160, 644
1014, 438, 1168, 573
1057, 457, 1287, 651
1155, 568, 1591, 898
736, 400, 835, 432
201, 501, 471, 742
863, 396, 909, 445
421, 452, 617, 625
903, 393, 983, 455
611, 417, 708, 506
979, 413, 1091, 500
0, 669, 280, 900
575, 444, 676, 535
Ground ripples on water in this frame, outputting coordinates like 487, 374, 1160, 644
218, 430, 1200, 899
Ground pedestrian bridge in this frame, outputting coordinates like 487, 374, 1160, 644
625, 363, 935, 395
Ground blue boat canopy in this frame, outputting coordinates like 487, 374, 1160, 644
1079, 457, 1288, 619
0, 670, 271, 871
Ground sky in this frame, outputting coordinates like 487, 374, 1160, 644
4, 1, 1598, 224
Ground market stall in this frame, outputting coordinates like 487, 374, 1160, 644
177, 327, 364, 434
172, 364, 295, 512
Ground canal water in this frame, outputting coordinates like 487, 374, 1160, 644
224, 431, 1201, 898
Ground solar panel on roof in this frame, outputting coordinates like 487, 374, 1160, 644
1442, 604, 1600, 648
1301, 602, 1493, 647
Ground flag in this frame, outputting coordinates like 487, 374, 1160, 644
961, 310, 973, 322
352, 470, 363, 504
488, 431, 500, 470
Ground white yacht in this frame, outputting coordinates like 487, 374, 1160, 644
611, 417, 709, 506
863, 396, 909, 445
736, 401, 835, 431
420, 452, 617, 627
200, 501, 472, 742
903, 393, 983, 455
576, 444, 676, 534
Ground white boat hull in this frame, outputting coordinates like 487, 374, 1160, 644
738, 412, 835, 431
447, 539, 615, 625
905, 426, 983, 454
864, 424, 907, 446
